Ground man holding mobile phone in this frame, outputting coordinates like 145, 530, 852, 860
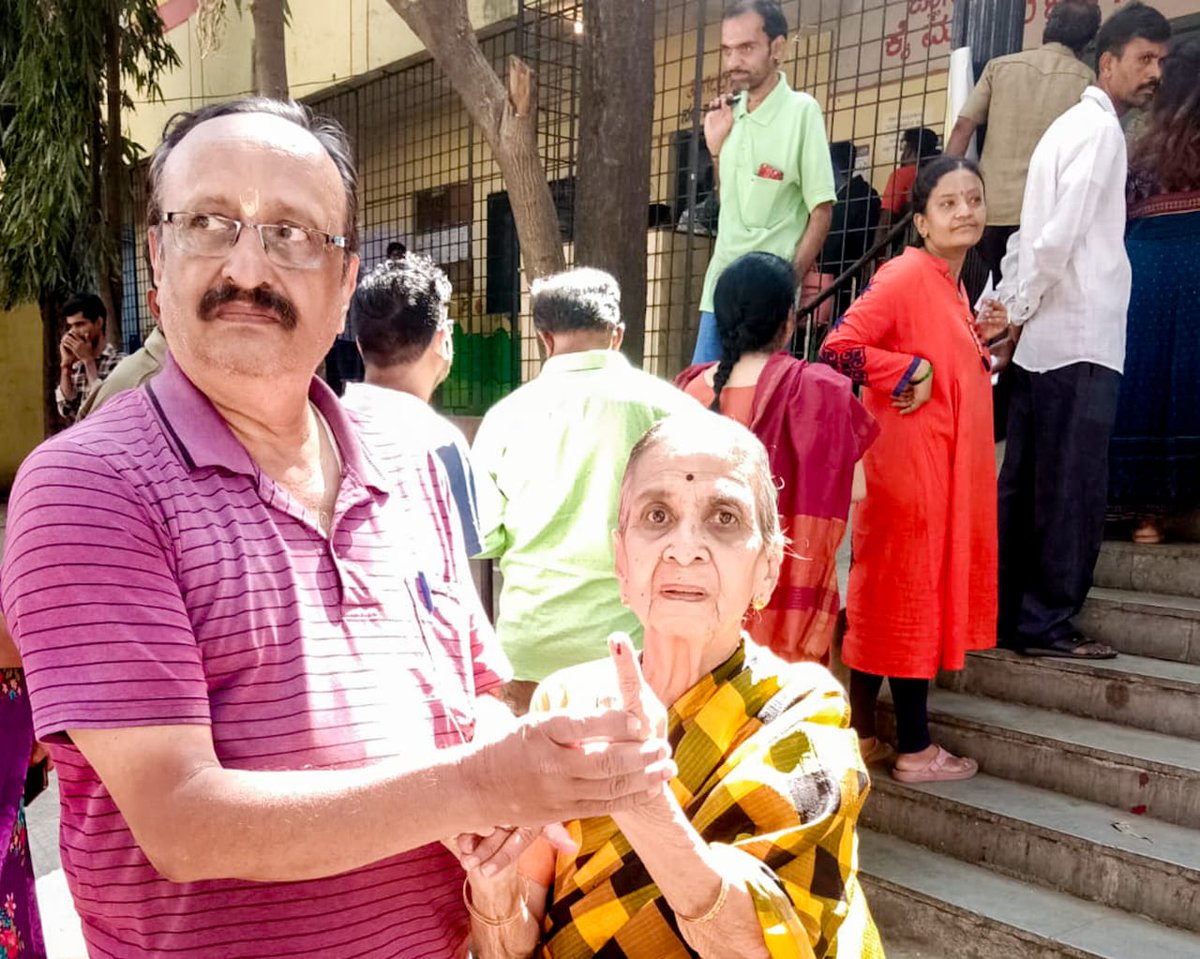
692, 0, 835, 364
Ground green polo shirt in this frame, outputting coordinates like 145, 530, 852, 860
700, 73, 836, 312
472, 349, 699, 682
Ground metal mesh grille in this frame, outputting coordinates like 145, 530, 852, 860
118, 0, 952, 410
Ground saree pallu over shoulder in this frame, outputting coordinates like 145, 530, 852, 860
534, 644, 883, 959
674, 357, 878, 663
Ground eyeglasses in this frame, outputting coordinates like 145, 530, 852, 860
161, 211, 348, 270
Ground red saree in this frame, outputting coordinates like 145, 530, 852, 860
677, 355, 877, 662
820, 247, 997, 678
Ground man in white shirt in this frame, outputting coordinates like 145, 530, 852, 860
341, 254, 482, 556
996, 3, 1170, 660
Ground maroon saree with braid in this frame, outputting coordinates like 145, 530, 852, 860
677, 354, 877, 662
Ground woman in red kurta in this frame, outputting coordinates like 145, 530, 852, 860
821, 156, 1007, 783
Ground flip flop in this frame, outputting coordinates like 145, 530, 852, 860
1019, 635, 1117, 660
892, 745, 978, 784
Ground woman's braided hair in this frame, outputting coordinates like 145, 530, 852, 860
710, 252, 796, 412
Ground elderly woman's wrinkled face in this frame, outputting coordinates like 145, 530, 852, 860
615, 447, 778, 644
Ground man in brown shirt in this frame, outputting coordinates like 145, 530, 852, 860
947, 0, 1102, 283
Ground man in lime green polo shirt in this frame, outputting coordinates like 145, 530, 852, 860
472, 268, 698, 712
692, 0, 836, 363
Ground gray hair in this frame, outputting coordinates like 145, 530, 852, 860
531, 268, 622, 334
146, 97, 359, 254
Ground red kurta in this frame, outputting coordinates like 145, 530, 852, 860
820, 247, 997, 678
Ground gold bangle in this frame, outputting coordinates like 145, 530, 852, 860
675, 879, 729, 924
463, 876, 525, 927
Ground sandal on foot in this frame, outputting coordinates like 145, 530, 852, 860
892, 746, 978, 783
1018, 635, 1117, 660
859, 738, 895, 765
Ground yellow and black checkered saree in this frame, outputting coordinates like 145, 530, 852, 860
532, 641, 885, 959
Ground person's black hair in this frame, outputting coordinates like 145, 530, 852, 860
386, 240, 407, 259
1043, 0, 1102, 55
710, 252, 795, 412
903, 127, 941, 162
531, 268, 622, 335
722, 0, 788, 42
1095, 2, 1171, 69
1130, 35, 1200, 194
61, 293, 107, 325
351, 254, 452, 367
830, 140, 856, 179
146, 97, 359, 254
908, 155, 985, 245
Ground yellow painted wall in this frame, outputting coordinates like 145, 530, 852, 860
127, 0, 519, 154
0, 304, 46, 492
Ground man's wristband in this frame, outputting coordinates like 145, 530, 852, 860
911, 362, 933, 385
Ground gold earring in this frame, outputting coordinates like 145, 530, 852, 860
751, 596, 766, 611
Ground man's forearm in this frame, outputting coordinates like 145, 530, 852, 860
793, 203, 833, 279
81, 358, 101, 390
142, 748, 491, 884
58, 365, 77, 402
946, 116, 978, 157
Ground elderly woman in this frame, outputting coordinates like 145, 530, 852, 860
461, 413, 882, 959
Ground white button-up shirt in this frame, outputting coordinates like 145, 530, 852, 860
997, 86, 1131, 374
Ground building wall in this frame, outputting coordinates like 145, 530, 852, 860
127, 0, 520, 151
0, 304, 47, 493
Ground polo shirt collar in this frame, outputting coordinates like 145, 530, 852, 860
146, 352, 389, 494
540, 348, 631, 375
735, 71, 791, 126
1082, 85, 1118, 117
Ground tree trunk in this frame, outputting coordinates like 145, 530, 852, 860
386, 0, 565, 279
40, 293, 61, 437
101, 0, 124, 339
575, 0, 655, 365
251, 0, 290, 99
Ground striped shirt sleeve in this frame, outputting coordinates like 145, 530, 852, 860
0, 441, 209, 741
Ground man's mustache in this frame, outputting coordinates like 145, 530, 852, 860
198, 283, 299, 330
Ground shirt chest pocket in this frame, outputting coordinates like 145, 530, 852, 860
739, 173, 790, 229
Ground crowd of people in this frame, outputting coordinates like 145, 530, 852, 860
0, 0, 1195, 956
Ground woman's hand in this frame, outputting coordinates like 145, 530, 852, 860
609, 633, 668, 751
893, 360, 933, 416
974, 298, 1010, 344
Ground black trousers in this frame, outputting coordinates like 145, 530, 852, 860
998, 362, 1122, 646
848, 670, 931, 755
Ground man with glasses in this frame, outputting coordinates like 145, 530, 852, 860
0, 98, 673, 958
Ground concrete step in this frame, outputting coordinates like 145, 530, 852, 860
939, 648, 1200, 739
1094, 540, 1200, 599
878, 688, 1200, 828
860, 830, 1200, 959
861, 772, 1200, 932
1077, 587, 1200, 665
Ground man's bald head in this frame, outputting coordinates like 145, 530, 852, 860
146, 97, 359, 254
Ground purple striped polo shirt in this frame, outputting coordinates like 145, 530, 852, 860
0, 354, 509, 958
